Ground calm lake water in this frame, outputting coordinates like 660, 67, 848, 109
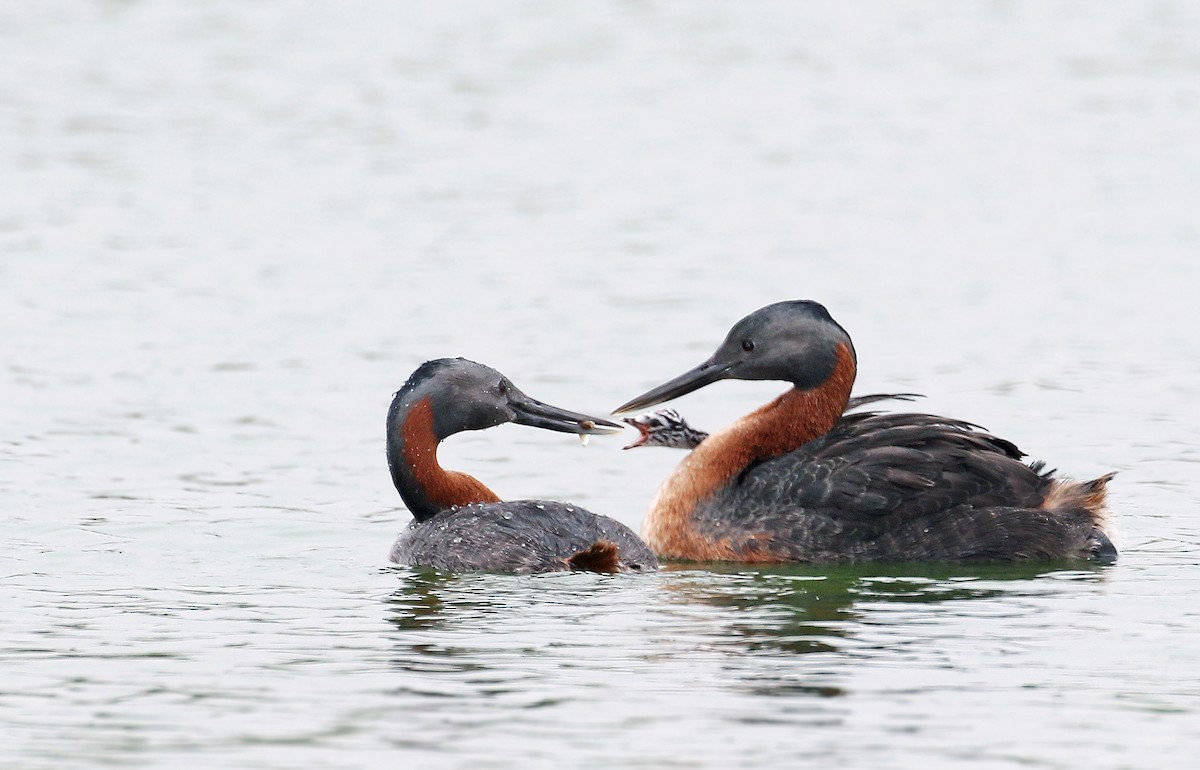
4, 2, 1199, 768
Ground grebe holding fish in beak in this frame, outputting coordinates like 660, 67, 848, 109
388, 358, 657, 574
615, 301, 1116, 564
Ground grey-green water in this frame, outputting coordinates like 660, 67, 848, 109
3, 2, 1199, 768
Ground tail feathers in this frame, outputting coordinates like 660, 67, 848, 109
1040, 471, 1118, 562
566, 540, 621, 574
1081, 472, 1117, 516
1042, 472, 1116, 523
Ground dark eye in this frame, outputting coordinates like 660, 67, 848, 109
741, 339, 755, 352
497, 380, 509, 396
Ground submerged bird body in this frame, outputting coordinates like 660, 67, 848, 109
617, 301, 1115, 565
388, 358, 657, 574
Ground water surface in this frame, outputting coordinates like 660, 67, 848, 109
3, 2, 1199, 768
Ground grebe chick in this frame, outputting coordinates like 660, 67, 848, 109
388, 358, 657, 574
622, 395, 920, 450
615, 300, 1116, 565
623, 408, 710, 450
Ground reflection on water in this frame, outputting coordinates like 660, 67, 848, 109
375, 564, 1130, 765
658, 563, 1108, 655
383, 563, 1110, 685
387, 570, 457, 632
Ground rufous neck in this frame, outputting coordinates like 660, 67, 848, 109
739, 342, 857, 461
640, 343, 856, 561
387, 395, 501, 522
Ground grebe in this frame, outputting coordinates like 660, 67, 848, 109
388, 358, 657, 574
623, 408, 710, 450
615, 301, 1116, 564
622, 395, 919, 450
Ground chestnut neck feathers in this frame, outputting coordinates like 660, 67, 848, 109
642, 344, 857, 558
388, 394, 501, 522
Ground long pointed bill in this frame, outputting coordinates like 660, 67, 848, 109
510, 394, 623, 435
613, 359, 731, 415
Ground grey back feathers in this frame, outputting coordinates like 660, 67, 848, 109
392, 500, 658, 574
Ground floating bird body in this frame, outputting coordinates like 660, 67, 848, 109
388, 358, 657, 574
616, 301, 1115, 564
